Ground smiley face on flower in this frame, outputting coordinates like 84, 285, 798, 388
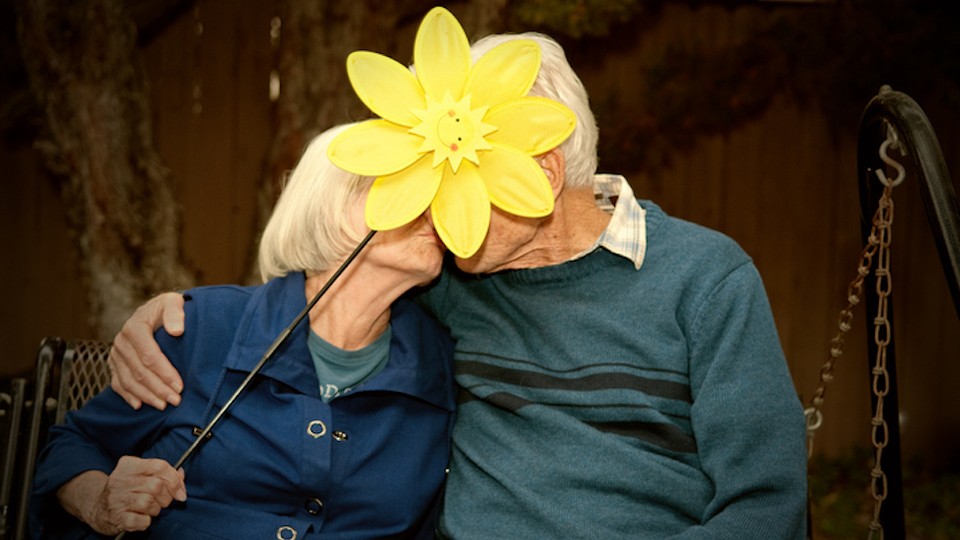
328, 7, 577, 258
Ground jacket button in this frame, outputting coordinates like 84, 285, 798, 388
276, 525, 297, 540
332, 430, 349, 441
306, 420, 326, 438
305, 496, 324, 515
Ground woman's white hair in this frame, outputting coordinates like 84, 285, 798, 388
257, 123, 372, 282
471, 32, 599, 188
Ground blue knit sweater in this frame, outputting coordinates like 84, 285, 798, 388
422, 201, 807, 539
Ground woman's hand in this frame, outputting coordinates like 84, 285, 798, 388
57, 456, 186, 535
109, 292, 186, 410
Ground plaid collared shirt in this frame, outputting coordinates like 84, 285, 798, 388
576, 174, 646, 270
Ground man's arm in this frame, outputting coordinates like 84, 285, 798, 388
109, 292, 187, 410
683, 261, 808, 539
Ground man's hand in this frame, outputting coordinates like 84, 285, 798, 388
109, 292, 186, 410
58, 457, 186, 536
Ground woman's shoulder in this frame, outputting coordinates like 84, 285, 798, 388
391, 296, 453, 353
392, 296, 443, 330
170, 284, 262, 348
183, 283, 259, 305
179, 283, 264, 322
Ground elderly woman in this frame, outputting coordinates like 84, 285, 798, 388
30, 123, 455, 539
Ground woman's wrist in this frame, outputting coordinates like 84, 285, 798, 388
57, 470, 112, 533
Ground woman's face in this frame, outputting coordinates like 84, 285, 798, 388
349, 190, 446, 287
372, 213, 446, 285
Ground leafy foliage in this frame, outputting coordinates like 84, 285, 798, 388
509, 0, 645, 38
522, 0, 960, 173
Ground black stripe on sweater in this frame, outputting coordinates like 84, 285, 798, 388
456, 360, 691, 403
458, 389, 698, 454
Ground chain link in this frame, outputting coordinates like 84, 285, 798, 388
804, 196, 881, 455
804, 184, 896, 540
867, 185, 894, 540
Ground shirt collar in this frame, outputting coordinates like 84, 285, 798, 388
585, 174, 647, 270
225, 273, 453, 409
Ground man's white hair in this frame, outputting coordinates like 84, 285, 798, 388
471, 32, 599, 188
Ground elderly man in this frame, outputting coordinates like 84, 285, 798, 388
107, 30, 807, 540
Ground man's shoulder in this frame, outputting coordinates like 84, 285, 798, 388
641, 200, 749, 265
642, 203, 752, 277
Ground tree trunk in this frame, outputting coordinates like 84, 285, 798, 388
16, 0, 196, 339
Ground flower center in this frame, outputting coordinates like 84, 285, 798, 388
438, 109, 472, 152
411, 93, 495, 173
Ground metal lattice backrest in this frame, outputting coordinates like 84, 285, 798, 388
54, 340, 112, 424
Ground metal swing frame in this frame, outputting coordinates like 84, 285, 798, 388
805, 85, 960, 540
819, 85, 960, 540
857, 86, 960, 539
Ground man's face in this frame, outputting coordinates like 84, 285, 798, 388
451, 206, 543, 274
448, 148, 564, 274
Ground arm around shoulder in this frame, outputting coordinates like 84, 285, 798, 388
109, 292, 187, 410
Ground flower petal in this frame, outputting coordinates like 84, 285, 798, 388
480, 144, 554, 217
431, 161, 491, 258
485, 97, 577, 155
328, 119, 423, 177
465, 39, 540, 109
347, 51, 425, 126
414, 7, 470, 101
365, 154, 441, 230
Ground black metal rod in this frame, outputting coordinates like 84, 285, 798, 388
115, 229, 376, 539
17, 337, 64, 540
2, 377, 27, 537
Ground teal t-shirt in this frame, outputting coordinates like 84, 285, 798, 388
307, 325, 391, 402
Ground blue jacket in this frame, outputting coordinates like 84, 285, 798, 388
32, 272, 456, 539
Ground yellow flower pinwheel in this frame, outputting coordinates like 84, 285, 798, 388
328, 6, 577, 258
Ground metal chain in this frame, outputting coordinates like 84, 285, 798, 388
804, 185, 887, 456
867, 184, 894, 540
803, 183, 896, 540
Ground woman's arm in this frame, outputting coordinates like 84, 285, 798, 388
33, 372, 188, 537
56, 457, 186, 535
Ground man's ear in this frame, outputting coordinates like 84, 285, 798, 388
538, 148, 566, 199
